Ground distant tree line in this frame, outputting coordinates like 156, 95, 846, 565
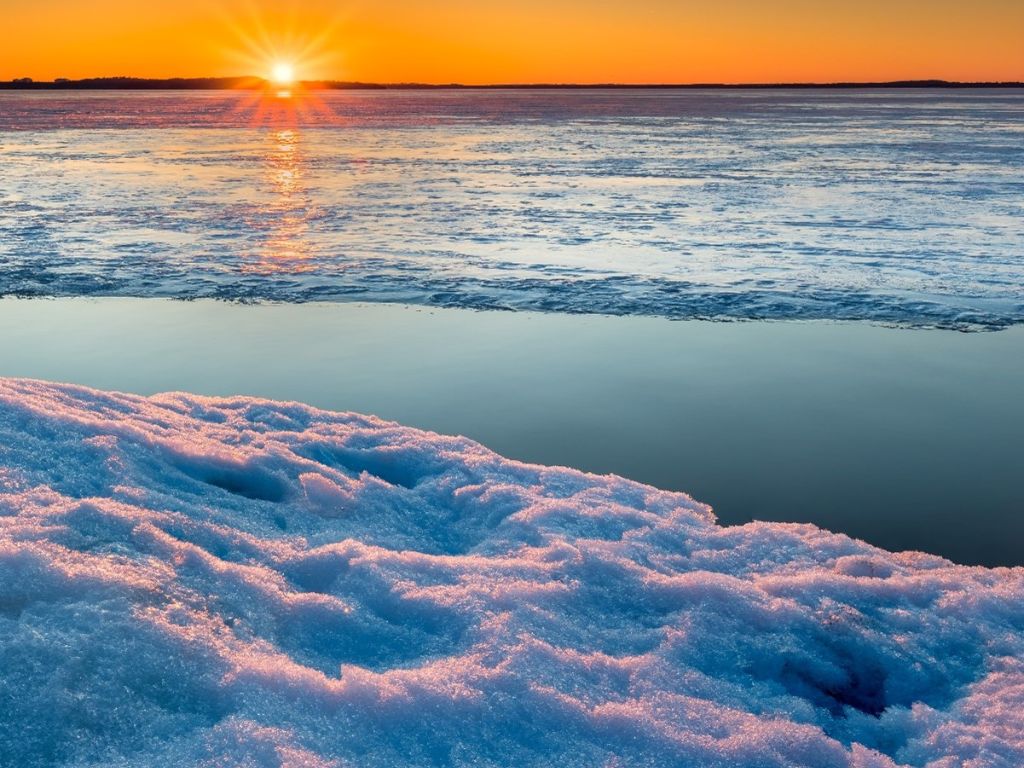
2, 77, 1022, 90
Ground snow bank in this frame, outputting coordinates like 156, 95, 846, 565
0, 378, 1022, 767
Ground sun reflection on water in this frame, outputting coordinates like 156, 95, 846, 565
244, 125, 316, 274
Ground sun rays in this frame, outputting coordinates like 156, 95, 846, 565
210, 4, 350, 125
217, 2, 346, 88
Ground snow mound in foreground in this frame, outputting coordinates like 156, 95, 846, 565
0, 378, 1022, 768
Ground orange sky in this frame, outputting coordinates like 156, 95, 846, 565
3, 0, 1023, 83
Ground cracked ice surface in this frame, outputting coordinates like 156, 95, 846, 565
0, 377, 1022, 766
1, 89, 1022, 329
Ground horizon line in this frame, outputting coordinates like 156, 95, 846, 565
2, 76, 1024, 90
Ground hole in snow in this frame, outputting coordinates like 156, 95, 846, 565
169, 453, 288, 503
779, 657, 890, 717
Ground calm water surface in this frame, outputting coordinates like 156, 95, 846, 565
1, 298, 1021, 567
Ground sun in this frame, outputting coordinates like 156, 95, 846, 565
271, 62, 295, 85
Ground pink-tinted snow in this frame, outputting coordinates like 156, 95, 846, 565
0, 378, 1021, 767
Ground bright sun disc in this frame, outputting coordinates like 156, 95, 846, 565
271, 63, 295, 84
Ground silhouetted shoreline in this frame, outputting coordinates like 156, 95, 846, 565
2, 76, 1023, 90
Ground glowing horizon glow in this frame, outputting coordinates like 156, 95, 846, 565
1, 1, 1022, 83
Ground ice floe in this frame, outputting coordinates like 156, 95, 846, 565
1, 90, 1023, 329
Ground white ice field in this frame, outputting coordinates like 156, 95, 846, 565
1, 89, 1022, 329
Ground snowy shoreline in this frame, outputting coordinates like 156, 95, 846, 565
1, 377, 1022, 766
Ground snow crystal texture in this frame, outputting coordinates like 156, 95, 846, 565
1, 89, 1023, 329
1, 378, 1023, 767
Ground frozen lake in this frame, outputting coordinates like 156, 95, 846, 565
3, 90, 1024, 765
2, 89, 1023, 328
2, 297, 1021, 566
